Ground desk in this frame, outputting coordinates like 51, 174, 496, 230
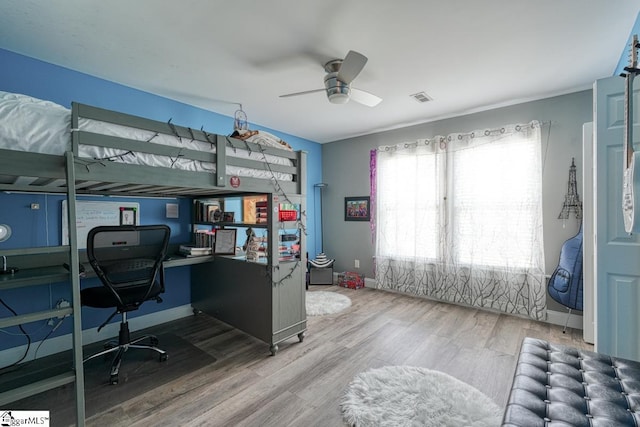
190, 255, 306, 355
0, 250, 213, 328
0, 249, 305, 355
0, 254, 211, 289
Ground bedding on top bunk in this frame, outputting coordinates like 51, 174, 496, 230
0, 91, 294, 181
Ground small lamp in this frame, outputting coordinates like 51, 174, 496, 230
314, 183, 328, 254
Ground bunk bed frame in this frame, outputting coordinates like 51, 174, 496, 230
0, 101, 307, 425
0, 102, 306, 197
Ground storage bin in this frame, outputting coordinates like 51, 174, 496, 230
279, 210, 297, 221
309, 266, 333, 285
337, 271, 365, 289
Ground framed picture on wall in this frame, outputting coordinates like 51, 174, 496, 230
119, 207, 137, 225
344, 196, 371, 221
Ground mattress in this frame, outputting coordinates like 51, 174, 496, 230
0, 91, 294, 181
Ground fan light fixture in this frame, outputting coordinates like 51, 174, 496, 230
280, 50, 382, 107
328, 93, 350, 104
325, 70, 351, 104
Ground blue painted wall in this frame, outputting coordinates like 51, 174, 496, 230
0, 192, 193, 350
0, 48, 323, 354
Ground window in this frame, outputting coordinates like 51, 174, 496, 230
450, 131, 541, 268
376, 144, 439, 260
374, 122, 545, 320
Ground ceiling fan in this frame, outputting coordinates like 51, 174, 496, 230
279, 50, 382, 107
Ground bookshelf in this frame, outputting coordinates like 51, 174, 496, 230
190, 192, 306, 355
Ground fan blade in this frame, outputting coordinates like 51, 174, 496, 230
350, 88, 382, 107
337, 50, 368, 84
279, 88, 325, 98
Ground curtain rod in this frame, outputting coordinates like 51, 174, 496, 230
377, 120, 553, 152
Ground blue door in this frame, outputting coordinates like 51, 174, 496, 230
594, 75, 640, 360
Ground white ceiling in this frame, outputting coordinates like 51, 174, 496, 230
0, 0, 638, 143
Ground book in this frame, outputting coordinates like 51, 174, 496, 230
179, 245, 212, 256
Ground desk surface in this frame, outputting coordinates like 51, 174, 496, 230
0, 253, 215, 291
164, 254, 215, 268
0, 250, 290, 291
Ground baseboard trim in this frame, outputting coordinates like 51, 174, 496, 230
1, 304, 194, 365
348, 275, 585, 331
546, 309, 583, 330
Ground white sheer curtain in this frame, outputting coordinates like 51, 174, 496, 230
375, 122, 546, 320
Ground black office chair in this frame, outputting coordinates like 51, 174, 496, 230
82, 224, 171, 384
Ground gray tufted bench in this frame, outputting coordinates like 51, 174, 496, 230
502, 337, 640, 426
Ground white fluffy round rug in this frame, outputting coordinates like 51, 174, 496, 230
306, 291, 351, 316
340, 365, 503, 427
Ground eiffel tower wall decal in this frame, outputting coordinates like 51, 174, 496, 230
558, 157, 583, 223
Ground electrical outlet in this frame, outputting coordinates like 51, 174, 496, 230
55, 299, 71, 319
355, 259, 360, 269
48, 299, 70, 326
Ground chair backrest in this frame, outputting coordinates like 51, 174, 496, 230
87, 225, 171, 309
548, 223, 584, 311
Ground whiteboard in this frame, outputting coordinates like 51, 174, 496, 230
62, 200, 141, 249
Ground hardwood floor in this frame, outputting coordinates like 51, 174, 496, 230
17, 286, 593, 426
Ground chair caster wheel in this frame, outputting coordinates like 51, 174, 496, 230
110, 374, 118, 385
159, 353, 168, 362
269, 344, 278, 356
149, 337, 159, 346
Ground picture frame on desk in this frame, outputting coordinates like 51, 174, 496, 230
207, 203, 222, 222
344, 196, 370, 221
221, 211, 235, 223
214, 229, 237, 255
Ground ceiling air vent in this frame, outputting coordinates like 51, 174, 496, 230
410, 91, 433, 103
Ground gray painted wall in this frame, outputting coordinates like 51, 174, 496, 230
321, 90, 593, 312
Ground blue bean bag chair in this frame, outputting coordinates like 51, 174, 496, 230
548, 223, 583, 311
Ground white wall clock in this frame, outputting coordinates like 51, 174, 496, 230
0, 224, 11, 242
